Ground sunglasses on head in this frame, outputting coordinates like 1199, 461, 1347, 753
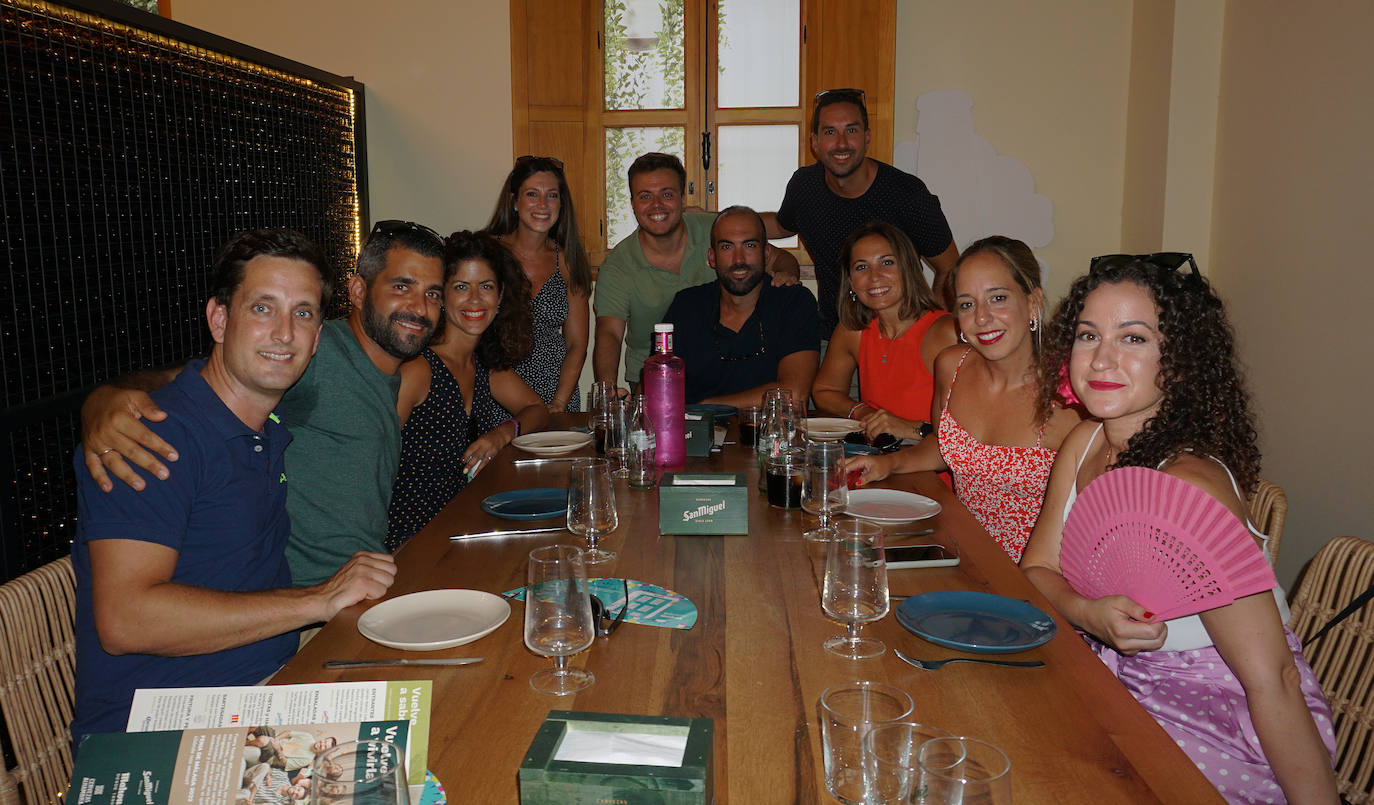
1089, 252, 1202, 288
813, 87, 866, 107
369, 219, 445, 248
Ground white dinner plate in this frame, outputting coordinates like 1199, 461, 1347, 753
804, 417, 863, 441
845, 489, 942, 524
511, 430, 594, 455
357, 589, 511, 651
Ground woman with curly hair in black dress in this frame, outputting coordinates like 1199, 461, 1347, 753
1021, 255, 1337, 803
386, 232, 550, 547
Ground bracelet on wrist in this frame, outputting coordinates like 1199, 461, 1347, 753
501, 417, 520, 438
847, 402, 868, 419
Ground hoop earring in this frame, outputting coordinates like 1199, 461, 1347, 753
958, 330, 967, 344
1029, 316, 1039, 332
848, 290, 857, 301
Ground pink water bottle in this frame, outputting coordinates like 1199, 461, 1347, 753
643, 323, 685, 467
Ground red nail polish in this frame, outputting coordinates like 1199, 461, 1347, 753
1142, 611, 1154, 620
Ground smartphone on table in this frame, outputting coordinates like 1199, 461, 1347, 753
883, 543, 960, 569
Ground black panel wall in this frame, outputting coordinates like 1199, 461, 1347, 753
1, 0, 367, 582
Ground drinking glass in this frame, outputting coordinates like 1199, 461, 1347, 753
862, 722, 953, 805
802, 441, 848, 541
917, 737, 1012, 804
567, 458, 618, 564
765, 446, 805, 509
523, 544, 596, 694
822, 520, 890, 658
310, 739, 410, 805
817, 681, 914, 805
603, 397, 630, 478
589, 381, 617, 454
738, 405, 761, 448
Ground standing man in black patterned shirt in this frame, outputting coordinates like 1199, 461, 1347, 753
762, 88, 959, 337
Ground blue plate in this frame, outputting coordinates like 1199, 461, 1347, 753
895, 591, 1057, 654
480, 488, 568, 521
686, 403, 737, 420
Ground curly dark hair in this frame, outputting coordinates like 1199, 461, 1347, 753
1038, 258, 1261, 491
484, 157, 592, 295
442, 231, 533, 371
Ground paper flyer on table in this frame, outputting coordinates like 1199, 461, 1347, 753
125, 681, 431, 787
68, 719, 408, 804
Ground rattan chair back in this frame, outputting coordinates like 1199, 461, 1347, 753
0, 556, 75, 805
1290, 536, 1374, 804
1247, 477, 1288, 565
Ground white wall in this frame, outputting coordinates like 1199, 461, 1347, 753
1209, 0, 1374, 586
172, 0, 514, 233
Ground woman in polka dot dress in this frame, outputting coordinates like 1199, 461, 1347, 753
1022, 256, 1337, 803
387, 232, 550, 549
843, 236, 1081, 561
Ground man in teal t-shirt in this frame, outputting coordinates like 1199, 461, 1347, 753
593, 153, 799, 388
80, 222, 447, 589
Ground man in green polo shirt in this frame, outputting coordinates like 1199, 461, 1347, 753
593, 153, 800, 388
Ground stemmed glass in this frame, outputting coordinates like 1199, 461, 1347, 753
567, 458, 618, 564
802, 440, 848, 541
523, 544, 596, 694
821, 519, 890, 658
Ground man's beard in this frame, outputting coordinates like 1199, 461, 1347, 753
721, 263, 766, 297
362, 296, 435, 360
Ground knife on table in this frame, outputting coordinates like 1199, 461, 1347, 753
513, 457, 581, 467
323, 658, 484, 669
450, 525, 566, 541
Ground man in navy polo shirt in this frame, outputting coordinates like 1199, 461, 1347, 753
664, 206, 820, 406
70, 230, 397, 744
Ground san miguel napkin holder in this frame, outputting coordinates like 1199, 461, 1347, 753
518, 710, 713, 805
657, 473, 748, 535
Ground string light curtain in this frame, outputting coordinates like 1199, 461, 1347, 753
0, 0, 366, 580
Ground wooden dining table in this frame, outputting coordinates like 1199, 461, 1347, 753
275, 417, 1223, 804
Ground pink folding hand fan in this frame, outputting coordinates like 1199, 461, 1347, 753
1060, 466, 1276, 622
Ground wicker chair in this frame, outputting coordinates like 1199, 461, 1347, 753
1247, 477, 1288, 565
0, 557, 76, 805
1289, 536, 1374, 804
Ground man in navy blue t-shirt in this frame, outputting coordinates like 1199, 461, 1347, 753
664, 207, 820, 406
70, 230, 397, 745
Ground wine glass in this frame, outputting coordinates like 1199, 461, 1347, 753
802, 441, 848, 541
821, 519, 890, 658
523, 544, 596, 694
310, 739, 410, 805
567, 458, 618, 564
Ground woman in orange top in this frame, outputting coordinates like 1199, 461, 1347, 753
811, 221, 957, 440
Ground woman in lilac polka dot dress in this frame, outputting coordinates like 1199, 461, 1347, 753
1022, 256, 1338, 804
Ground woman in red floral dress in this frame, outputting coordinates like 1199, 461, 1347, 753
845, 236, 1081, 560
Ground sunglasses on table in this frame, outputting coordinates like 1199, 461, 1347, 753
589, 577, 629, 638
1089, 251, 1203, 288
369, 219, 445, 249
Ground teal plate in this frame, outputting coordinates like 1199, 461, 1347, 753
686, 403, 737, 420
480, 488, 568, 520
896, 591, 1056, 654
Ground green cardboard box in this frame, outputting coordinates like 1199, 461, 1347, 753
518, 710, 713, 805
683, 412, 714, 457
658, 473, 748, 535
